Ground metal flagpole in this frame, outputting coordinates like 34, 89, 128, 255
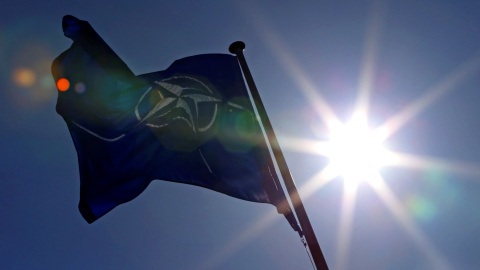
229, 41, 329, 270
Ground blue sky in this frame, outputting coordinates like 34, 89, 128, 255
2, 1, 480, 269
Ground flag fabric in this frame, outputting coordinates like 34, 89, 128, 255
52, 15, 297, 227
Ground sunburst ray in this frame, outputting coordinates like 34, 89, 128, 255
368, 173, 451, 270
278, 136, 331, 156
386, 151, 480, 177
198, 207, 282, 270
379, 51, 480, 141
335, 181, 359, 270
354, 1, 386, 119
234, 0, 341, 130
198, 163, 339, 269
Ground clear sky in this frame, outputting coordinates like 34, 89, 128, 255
2, 1, 480, 269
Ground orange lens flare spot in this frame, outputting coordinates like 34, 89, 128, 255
57, 78, 70, 91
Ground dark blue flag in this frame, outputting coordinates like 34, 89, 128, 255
52, 16, 297, 228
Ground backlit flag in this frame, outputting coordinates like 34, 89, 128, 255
52, 15, 297, 228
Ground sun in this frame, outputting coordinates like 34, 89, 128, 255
326, 113, 388, 186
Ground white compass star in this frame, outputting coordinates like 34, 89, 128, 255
135, 76, 221, 133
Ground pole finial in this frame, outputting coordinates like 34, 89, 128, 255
229, 41, 246, 54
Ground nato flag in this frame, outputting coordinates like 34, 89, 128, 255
52, 16, 295, 225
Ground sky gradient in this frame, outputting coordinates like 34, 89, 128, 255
1, 1, 480, 269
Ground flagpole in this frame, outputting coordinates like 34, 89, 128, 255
229, 41, 329, 270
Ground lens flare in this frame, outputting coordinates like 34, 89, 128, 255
406, 195, 437, 222
57, 78, 70, 91
40, 75, 55, 88
12, 68, 36, 87
75, 82, 86, 94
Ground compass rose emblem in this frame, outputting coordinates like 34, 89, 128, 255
135, 75, 221, 134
